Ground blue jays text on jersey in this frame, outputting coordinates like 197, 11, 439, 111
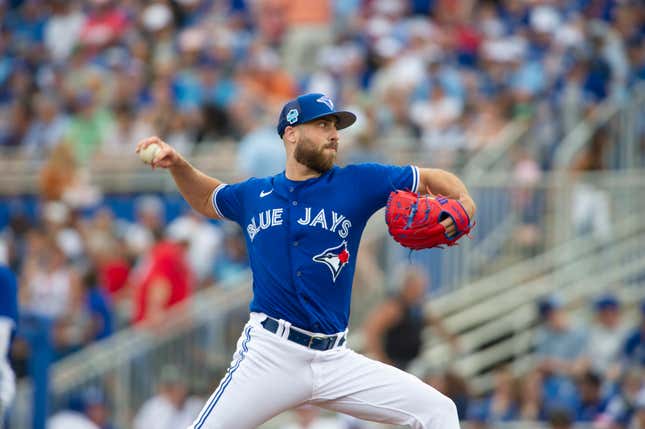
246, 207, 353, 241
212, 163, 420, 335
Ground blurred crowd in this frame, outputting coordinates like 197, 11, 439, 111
0, 0, 643, 178
2, 0, 645, 428
456, 294, 645, 429
359, 281, 645, 429
1, 195, 249, 382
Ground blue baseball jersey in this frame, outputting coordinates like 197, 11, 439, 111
213, 163, 420, 334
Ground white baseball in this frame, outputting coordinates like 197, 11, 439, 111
139, 143, 160, 164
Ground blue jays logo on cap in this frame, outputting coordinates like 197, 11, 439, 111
313, 241, 350, 282
277, 93, 357, 137
316, 95, 334, 110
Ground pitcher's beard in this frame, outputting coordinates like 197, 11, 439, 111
294, 136, 336, 173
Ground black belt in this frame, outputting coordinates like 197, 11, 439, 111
261, 317, 345, 351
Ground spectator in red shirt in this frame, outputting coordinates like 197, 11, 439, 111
132, 230, 193, 327
79, 0, 129, 50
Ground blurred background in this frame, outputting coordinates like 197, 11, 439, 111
0, 0, 644, 428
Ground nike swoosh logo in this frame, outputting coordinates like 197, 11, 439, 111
259, 189, 273, 198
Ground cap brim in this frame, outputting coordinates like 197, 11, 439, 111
307, 111, 357, 131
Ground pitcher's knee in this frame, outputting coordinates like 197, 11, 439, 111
418, 393, 459, 429
442, 394, 459, 419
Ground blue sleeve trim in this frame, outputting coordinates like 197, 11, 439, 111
211, 183, 228, 219
411, 165, 420, 193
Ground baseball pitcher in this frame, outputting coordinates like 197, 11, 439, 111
136, 93, 476, 429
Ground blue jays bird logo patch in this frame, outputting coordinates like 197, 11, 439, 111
313, 241, 350, 282
316, 95, 334, 110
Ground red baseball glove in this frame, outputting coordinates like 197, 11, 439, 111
385, 190, 473, 250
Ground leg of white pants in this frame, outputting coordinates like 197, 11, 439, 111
311, 349, 460, 429
187, 322, 313, 429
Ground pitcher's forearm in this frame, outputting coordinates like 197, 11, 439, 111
169, 157, 222, 219
419, 168, 468, 198
419, 168, 476, 218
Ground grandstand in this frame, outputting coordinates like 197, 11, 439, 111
1, 0, 645, 429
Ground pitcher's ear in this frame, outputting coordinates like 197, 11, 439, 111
284, 125, 298, 143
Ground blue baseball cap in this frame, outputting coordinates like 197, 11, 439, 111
594, 293, 620, 311
277, 93, 356, 137
538, 295, 563, 319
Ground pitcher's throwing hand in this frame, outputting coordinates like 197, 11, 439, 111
135, 137, 181, 169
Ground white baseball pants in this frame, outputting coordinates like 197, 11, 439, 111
188, 313, 459, 429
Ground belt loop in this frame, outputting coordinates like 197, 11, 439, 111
281, 320, 291, 339
334, 330, 348, 348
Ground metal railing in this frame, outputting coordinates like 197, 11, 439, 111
554, 83, 645, 171
9, 283, 252, 429
0, 143, 241, 195
427, 209, 643, 319
462, 120, 532, 181
417, 231, 645, 387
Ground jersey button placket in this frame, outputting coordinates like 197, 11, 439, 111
287, 186, 301, 288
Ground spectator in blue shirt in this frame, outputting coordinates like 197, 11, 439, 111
534, 296, 588, 416
82, 270, 114, 342
581, 294, 628, 380
621, 300, 645, 369
467, 366, 520, 424
22, 93, 69, 157
575, 370, 607, 422
631, 389, 645, 429
52, 268, 114, 359
81, 386, 117, 429
212, 228, 249, 288
0, 258, 19, 421
598, 367, 643, 428
534, 296, 588, 376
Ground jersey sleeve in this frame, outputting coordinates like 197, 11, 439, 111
211, 182, 245, 225
354, 163, 420, 216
